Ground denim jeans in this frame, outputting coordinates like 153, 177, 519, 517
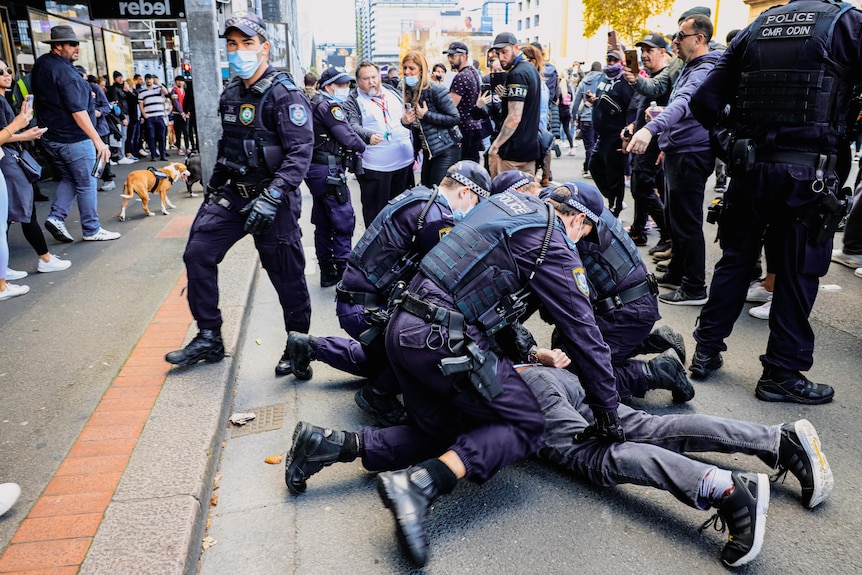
522, 366, 779, 509
42, 138, 101, 236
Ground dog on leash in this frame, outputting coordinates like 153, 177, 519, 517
184, 152, 202, 197
119, 162, 190, 221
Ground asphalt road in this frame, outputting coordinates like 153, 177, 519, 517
195, 148, 862, 575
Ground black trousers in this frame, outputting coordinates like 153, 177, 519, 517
356, 163, 415, 228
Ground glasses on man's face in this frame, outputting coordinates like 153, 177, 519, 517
1, 68, 12, 76
65, 42, 79, 47
674, 30, 699, 42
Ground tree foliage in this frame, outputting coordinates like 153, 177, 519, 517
582, 0, 677, 45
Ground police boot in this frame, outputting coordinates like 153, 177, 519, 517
285, 422, 358, 495
644, 349, 695, 403
355, 386, 408, 427
636, 325, 686, 364
165, 329, 225, 367
275, 332, 316, 379
319, 260, 340, 288
377, 459, 458, 567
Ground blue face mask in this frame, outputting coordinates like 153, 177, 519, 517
229, 46, 263, 79
452, 195, 473, 222
404, 75, 419, 87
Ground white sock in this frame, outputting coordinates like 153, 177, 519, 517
697, 467, 734, 509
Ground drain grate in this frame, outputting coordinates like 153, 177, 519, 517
230, 404, 285, 437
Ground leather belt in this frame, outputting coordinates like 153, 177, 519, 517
592, 274, 658, 314
399, 292, 466, 353
312, 150, 343, 165
335, 284, 379, 308
755, 150, 837, 171
233, 181, 268, 199
400, 293, 456, 324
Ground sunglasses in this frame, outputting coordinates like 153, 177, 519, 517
64, 42, 80, 47
674, 30, 700, 41
1, 68, 12, 75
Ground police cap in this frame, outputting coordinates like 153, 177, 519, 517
543, 181, 603, 224
319, 66, 353, 88
491, 170, 534, 196
224, 11, 268, 41
445, 161, 492, 198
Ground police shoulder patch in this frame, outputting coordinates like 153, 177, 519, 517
239, 104, 255, 125
331, 106, 345, 121
289, 104, 308, 126
573, 267, 590, 297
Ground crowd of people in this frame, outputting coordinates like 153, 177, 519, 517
3, 2, 861, 570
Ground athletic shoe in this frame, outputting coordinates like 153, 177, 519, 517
775, 419, 833, 509
567, 148, 576, 156
656, 273, 681, 289
701, 472, 769, 568
831, 249, 862, 269
582, 171, 592, 179
755, 368, 834, 405
82, 228, 121, 241
0, 283, 30, 301
117, 156, 137, 165
109, 160, 118, 166
655, 262, 669, 273
0, 483, 21, 516
652, 248, 673, 261
749, 299, 771, 320
856, 267, 862, 279
649, 240, 672, 256
45, 217, 74, 243
690, 349, 723, 380
37, 254, 72, 273
659, 287, 708, 306
100, 180, 116, 191
5, 268, 28, 281
746, 281, 772, 303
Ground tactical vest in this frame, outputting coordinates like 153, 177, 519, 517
218, 70, 297, 180
421, 192, 556, 334
350, 186, 447, 294
311, 93, 343, 157
735, 0, 855, 135
580, 211, 643, 301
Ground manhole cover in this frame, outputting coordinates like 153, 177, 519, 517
230, 404, 285, 437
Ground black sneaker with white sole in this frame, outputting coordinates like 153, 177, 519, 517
775, 419, 833, 508
701, 471, 769, 568
45, 217, 74, 243
659, 287, 708, 306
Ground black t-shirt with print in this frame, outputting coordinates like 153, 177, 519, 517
500, 56, 541, 162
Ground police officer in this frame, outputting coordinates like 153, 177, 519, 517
283, 161, 492, 426
166, 11, 313, 370
283, 183, 625, 567
687, 0, 862, 404
304, 66, 366, 288
543, 182, 692, 403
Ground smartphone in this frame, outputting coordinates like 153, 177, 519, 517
625, 50, 639, 74
481, 83, 492, 93
489, 72, 506, 92
24, 94, 34, 114
405, 103, 413, 110
608, 30, 618, 48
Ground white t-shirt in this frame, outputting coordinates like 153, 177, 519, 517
355, 89, 414, 172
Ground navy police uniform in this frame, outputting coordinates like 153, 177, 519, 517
361, 192, 620, 481
305, 67, 366, 286
184, 66, 313, 341
690, 0, 862, 403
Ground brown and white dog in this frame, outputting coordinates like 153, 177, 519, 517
119, 162, 190, 221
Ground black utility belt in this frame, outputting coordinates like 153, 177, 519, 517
593, 274, 658, 314
312, 150, 343, 165
755, 149, 836, 170
231, 181, 271, 199
400, 293, 458, 325
335, 284, 379, 308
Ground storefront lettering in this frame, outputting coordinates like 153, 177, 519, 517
118, 0, 172, 17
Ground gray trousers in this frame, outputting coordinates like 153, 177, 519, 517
521, 366, 781, 509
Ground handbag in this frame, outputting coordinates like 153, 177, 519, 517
10, 147, 42, 183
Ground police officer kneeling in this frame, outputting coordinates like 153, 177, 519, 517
166, 11, 313, 369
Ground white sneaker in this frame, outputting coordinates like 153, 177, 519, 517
82, 228, 121, 241
830, 249, 862, 269
5, 268, 28, 281
567, 149, 576, 156
109, 160, 118, 166
37, 254, 72, 273
749, 298, 772, 320
746, 281, 772, 303
856, 268, 862, 279
117, 157, 137, 165
0, 483, 21, 516
45, 217, 74, 243
0, 283, 30, 301
100, 181, 117, 191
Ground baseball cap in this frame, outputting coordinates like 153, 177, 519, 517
636, 33, 668, 50
224, 11, 268, 41
445, 161, 492, 198
319, 66, 353, 88
443, 41, 469, 55
491, 32, 518, 50
543, 182, 603, 224
491, 170, 534, 196
678, 6, 711, 22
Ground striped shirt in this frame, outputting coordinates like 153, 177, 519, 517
139, 85, 168, 118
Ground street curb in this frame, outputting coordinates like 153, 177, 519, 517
79, 238, 260, 575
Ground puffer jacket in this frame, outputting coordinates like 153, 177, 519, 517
404, 82, 460, 157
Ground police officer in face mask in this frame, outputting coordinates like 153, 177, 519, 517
302, 66, 366, 289
166, 11, 313, 370
688, 0, 862, 404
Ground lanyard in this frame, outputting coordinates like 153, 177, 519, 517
370, 94, 393, 139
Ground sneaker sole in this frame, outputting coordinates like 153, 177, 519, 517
45, 221, 74, 243
754, 382, 834, 405
793, 419, 833, 508
724, 473, 769, 568
690, 355, 722, 380
285, 422, 312, 495
660, 296, 708, 306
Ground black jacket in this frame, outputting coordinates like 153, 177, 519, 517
403, 83, 460, 157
